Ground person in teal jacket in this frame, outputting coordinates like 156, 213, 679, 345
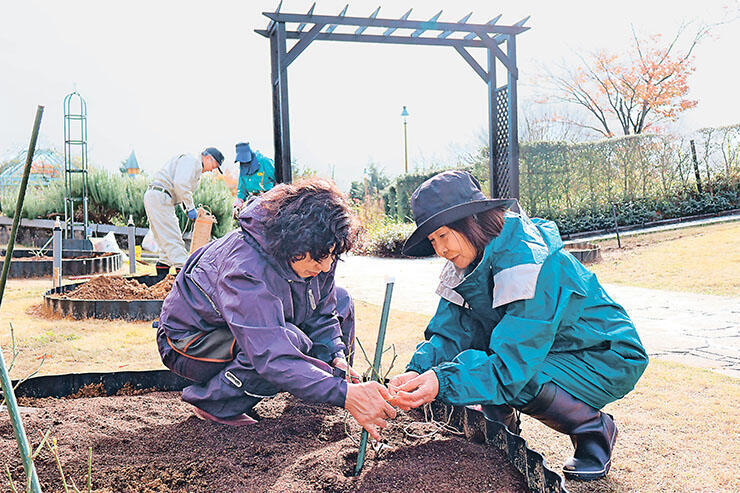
389, 170, 648, 482
233, 142, 276, 216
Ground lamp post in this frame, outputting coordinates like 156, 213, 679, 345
401, 106, 409, 174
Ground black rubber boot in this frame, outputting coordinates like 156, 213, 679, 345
155, 262, 170, 282
521, 383, 618, 481
481, 404, 521, 435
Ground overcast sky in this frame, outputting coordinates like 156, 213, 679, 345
1, 0, 738, 190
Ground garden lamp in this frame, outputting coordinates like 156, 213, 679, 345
401, 106, 409, 174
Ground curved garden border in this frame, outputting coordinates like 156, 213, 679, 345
0, 248, 122, 278
10, 370, 567, 493
564, 242, 602, 264
43, 274, 163, 321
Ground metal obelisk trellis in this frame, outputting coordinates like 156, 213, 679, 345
257, 3, 529, 199
63, 90, 90, 241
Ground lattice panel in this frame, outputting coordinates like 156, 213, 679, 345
494, 86, 510, 198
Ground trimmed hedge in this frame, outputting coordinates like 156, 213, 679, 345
383, 166, 481, 222
542, 172, 740, 235
366, 171, 740, 256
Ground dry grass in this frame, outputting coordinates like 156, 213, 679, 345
522, 360, 740, 492
2, 275, 161, 379
3, 279, 426, 379
588, 221, 740, 296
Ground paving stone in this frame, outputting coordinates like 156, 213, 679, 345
337, 255, 740, 379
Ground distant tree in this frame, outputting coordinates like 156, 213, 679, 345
519, 102, 591, 143
349, 162, 390, 201
543, 23, 715, 137
291, 160, 317, 182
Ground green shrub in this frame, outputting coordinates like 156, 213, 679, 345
382, 167, 477, 222
181, 175, 236, 238
353, 220, 416, 257
0, 168, 235, 238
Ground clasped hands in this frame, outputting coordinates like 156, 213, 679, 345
336, 358, 439, 441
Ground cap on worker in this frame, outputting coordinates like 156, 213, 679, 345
235, 142, 254, 163
203, 147, 224, 173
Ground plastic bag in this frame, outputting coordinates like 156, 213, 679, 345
142, 230, 160, 254
91, 231, 122, 253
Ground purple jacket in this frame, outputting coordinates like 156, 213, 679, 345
159, 199, 348, 407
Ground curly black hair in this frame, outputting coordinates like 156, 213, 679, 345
261, 178, 358, 264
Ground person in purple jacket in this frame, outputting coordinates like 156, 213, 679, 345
156, 178, 396, 439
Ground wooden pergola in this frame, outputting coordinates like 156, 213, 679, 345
256, 3, 530, 198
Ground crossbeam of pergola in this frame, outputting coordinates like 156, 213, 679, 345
256, 3, 530, 199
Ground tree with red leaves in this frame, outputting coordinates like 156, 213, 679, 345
544, 24, 713, 137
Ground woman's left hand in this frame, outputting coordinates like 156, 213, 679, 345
388, 370, 439, 411
332, 357, 361, 383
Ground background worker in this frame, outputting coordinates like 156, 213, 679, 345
389, 170, 648, 481
157, 178, 395, 439
232, 142, 276, 217
144, 147, 224, 280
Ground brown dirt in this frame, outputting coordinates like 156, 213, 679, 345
59, 275, 175, 301
1, 392, 529, 493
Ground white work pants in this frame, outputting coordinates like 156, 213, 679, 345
143, 189, 188, 268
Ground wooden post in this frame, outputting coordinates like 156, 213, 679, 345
507, 35, 519, 199
487, 48, 497, 198
277, 22, 292, 183
690, 139, 703, 194
53, 217, 62, 287
128, 215, 136, 274
270, 28, 283, 184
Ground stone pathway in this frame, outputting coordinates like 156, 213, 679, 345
336, 255, 740, 379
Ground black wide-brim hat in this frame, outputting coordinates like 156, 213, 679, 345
402, 170, 516, 257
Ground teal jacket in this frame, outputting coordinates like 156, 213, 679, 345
237, 151, 276, 200
406, 212, 648, 410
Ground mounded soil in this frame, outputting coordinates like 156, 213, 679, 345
60, 275, 175, 301
1, 391, 529, 493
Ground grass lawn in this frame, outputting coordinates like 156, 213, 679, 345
588, 220, 740, 296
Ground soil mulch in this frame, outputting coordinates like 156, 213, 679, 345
60, 275, 175, 301
1, 392, 529, 493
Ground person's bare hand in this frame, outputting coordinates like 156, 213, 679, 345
345, 382, 397, 441
389, 370, 439, 411
332, 356, 361, 383
387, 371, 419, 397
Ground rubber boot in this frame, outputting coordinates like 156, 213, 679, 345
521, 383, 618, 481
155, 262, 170, 282
481, 404, 521, 435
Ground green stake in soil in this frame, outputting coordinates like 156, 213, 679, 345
354, 276, 395, 476
0, 105, 44, 493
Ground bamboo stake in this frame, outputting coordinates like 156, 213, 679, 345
0, 105, 45, 493
354, 276, 394, 476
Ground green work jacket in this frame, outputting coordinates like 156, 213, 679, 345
236, 151, 276, 200
406, 212, 648, 409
